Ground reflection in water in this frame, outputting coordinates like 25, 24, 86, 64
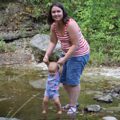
10, 93, 41, 118
0, 67, 45, 120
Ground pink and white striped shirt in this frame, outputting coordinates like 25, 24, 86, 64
53, 18, 90, 57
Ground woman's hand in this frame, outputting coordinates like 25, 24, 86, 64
43, 55, 49, 65
57, 57, 66, 65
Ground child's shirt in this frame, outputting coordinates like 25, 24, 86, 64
45, 71, 60, 92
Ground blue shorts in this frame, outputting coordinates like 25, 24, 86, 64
60, 54, 90, 86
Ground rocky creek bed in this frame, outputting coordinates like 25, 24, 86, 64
0, 33, 120, 120
0, 65, 120, 120
0, 32, 119, 120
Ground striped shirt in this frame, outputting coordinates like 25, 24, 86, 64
53, 18, 90, 57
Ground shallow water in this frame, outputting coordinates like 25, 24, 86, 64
0, 66, 120, 120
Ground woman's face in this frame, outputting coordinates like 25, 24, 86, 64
51, 6, 63, 22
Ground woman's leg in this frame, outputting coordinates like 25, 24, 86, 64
63, 84, 80, 106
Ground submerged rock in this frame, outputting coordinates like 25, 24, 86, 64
0, 117, 20, 120
29, 79, 46, 89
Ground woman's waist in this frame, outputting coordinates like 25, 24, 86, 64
62, 45, 90, 55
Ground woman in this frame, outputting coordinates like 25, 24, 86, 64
43, 2, 90, 115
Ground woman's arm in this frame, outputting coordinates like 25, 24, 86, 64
43, 24, 58, 64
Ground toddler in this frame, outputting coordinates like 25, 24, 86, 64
42, 62, 62, 114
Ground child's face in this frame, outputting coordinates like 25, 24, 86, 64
49, 70, 56, 76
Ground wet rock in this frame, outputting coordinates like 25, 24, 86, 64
30, 34, 62, 63
108, 92, 120, 99
0, 97, 10, 102
94, 94, 113, 103
104, 86, 120, 99
32, 62, 48, 71
102, 116, 118, 120
113, 86, 120, 94
84, 104, 101, 112
0, 117, 20, 120
29, 79, 46, 89
85, 67, 120, 79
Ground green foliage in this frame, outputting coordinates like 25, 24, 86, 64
23, 0, 120, 66
23, 0, 52, 21
62, 0, 120, 66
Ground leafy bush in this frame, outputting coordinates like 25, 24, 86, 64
62, 0, 120, 66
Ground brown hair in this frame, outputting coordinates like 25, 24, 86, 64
47, 2, 69, 25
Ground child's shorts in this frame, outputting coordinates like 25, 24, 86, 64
44, 90, 59, 99
60, 53, 90, 86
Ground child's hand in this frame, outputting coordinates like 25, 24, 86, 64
58, 65, 63, 75
57, 57, 66, 65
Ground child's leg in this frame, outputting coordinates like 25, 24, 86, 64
53, 96, 62, 114
42, 96, 49, 114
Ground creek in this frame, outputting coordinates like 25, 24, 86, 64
0, 66, 120, 120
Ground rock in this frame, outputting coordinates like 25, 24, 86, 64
102, 116, 118, 120
104, 86, 120, 99
0, 31, 37, 41
84, 104, 101, 112
113, 86, 120, 94
32, 62, 48, 71
94, 94, 113, 103
0, 97, 10, 102
29, 79, 46, 89
0, 50, 32, 65
0, 117, 20, 120
30, 34, 62, 63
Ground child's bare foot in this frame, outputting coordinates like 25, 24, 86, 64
57, 110, 62, 115
42, 110, 47, 114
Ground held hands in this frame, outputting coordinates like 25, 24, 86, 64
57, 57, 66, 65
43, 55, 49, 65
43, 55, 66, 66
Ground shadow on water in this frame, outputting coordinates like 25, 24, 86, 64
0, 66, 120, 120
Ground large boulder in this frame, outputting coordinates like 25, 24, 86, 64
30, 34, 62, 63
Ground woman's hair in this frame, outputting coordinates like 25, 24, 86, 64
47, 2, 69, 25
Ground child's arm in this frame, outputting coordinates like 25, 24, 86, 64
58, 64, 63, 76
